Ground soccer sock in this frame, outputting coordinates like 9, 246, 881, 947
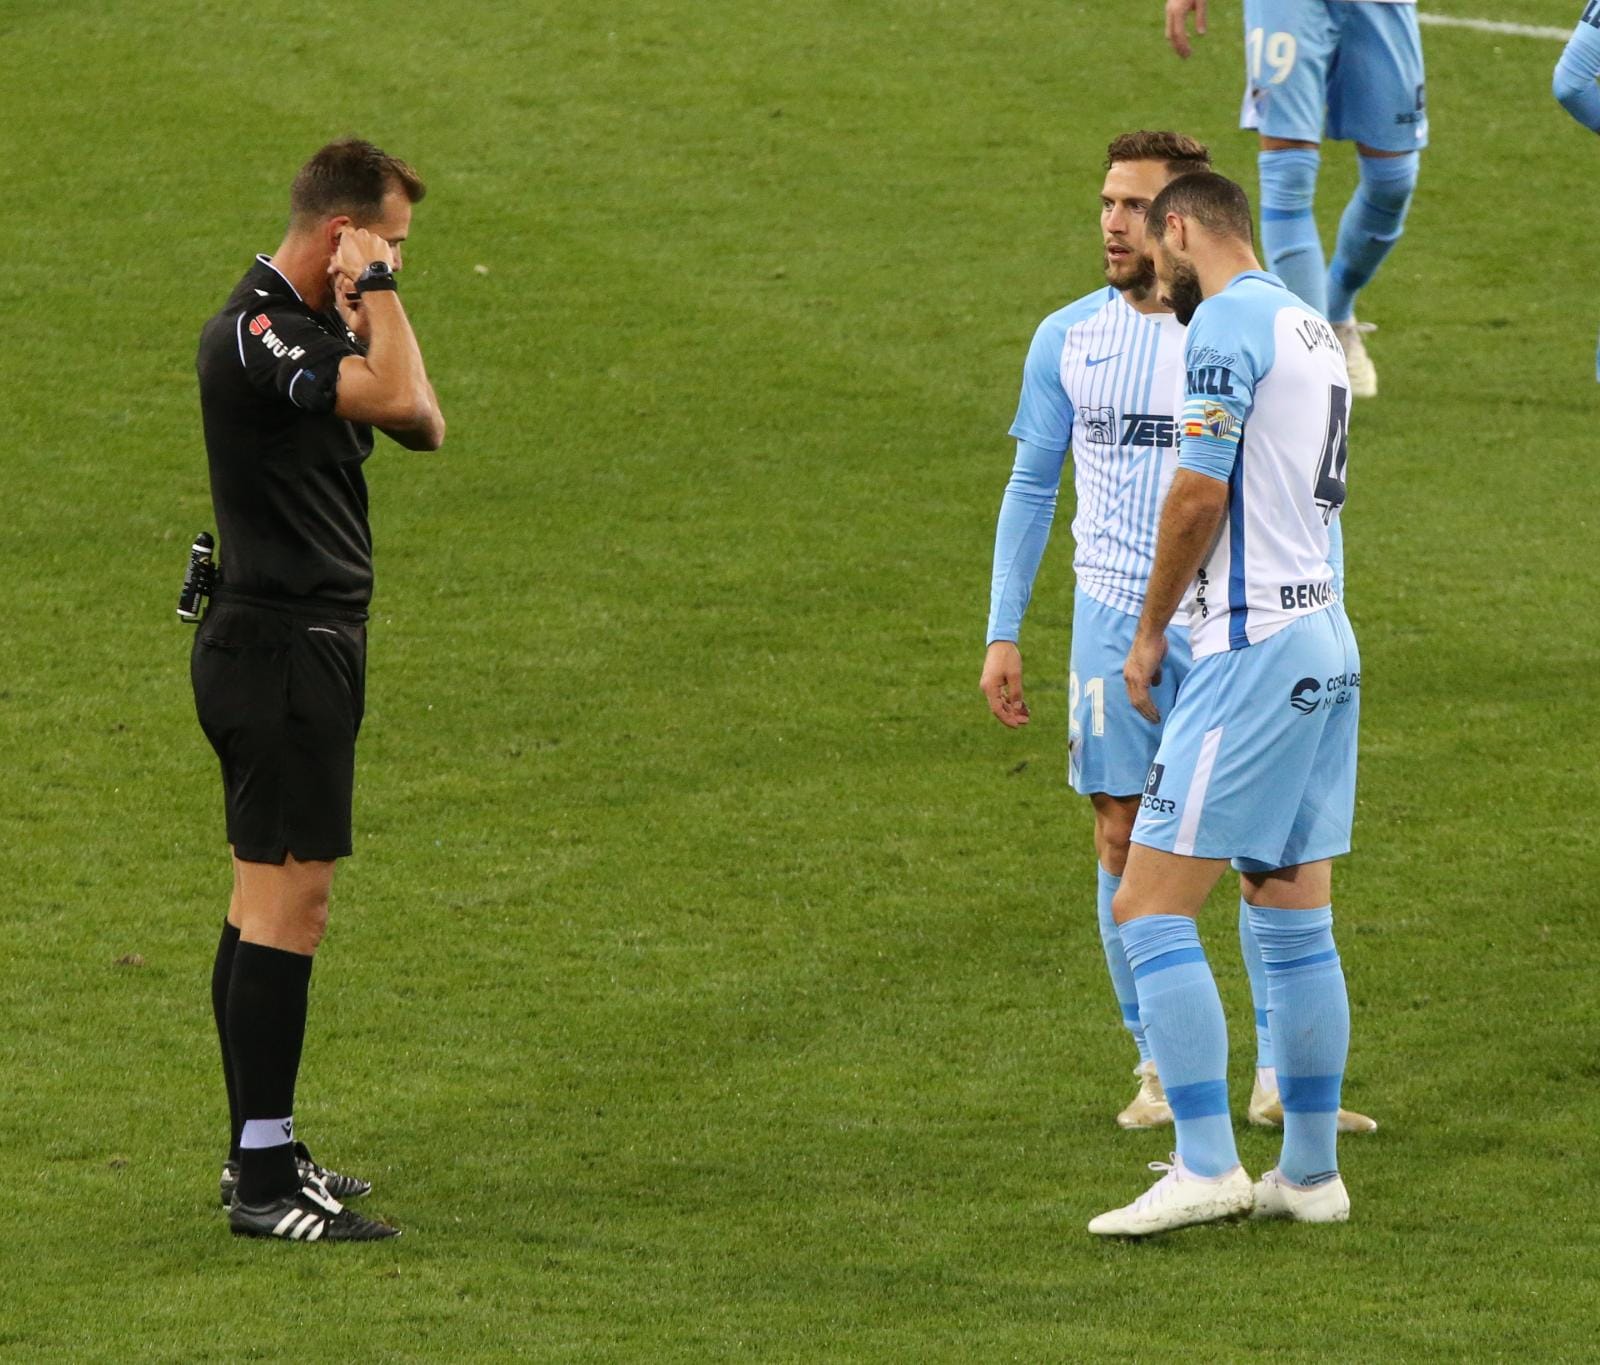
211, 919, 243, 1161
1247, 905, 1349, 1187
1096, 867, 1151, 1065
1119, 915, 1238, 1177
1326, 153, 1419, 323
227, 940, 314, 1204
1258, 148, 1327, 315
1237, 898, 1274, 1078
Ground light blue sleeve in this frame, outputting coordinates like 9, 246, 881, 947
1327, 515, 1345, 595
1555, 6, 1600, 131
986, 439, 1068, 644
1008, 313, 1075, 450
1174, 290, 1274, 483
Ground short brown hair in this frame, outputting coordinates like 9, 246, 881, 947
1105, 130, 1211, 178
1148, 171, 1255, 246
290, 137, 425, 226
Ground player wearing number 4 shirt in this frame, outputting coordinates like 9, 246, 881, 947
978, 133, 1375, 1140
1164, 0, 1426, 399
1091, 171, 1366, 1237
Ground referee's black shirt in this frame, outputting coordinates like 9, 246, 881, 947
196, 255, 375, 610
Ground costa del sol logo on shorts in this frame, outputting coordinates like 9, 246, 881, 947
1289, 677, 1323, 715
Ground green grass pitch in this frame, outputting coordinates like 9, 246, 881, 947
2, 0, 1597, 1357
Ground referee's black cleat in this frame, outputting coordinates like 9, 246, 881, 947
229, 1175, 399, 1242
218, 1141, 373, 1209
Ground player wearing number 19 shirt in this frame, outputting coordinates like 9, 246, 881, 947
981, 133, 1208, 1130
1164, 0, 1426, 400
1090, 172, 1363, 1236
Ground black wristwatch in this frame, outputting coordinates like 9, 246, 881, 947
354, 261, 398, 293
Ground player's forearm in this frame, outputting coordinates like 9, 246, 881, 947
986, 441, 1065, 644
1135, 470, 1227, 641
362, 293, 445, 444
1555, 17, 1600, 130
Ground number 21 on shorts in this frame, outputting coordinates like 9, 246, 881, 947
1069, 671, 1106, 739
1247, 28, 1297, 85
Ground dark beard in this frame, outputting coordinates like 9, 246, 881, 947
1161, 260, 1204, 326
1104, 250, 1157, 298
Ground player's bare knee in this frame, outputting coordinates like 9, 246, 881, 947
1092, 794, 1138, 876
1110, 882, 1146, 926
297, 897, 330, 953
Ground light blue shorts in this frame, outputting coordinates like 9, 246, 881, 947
1068, 588, 1193, 798
1131, 604, 1360, 872
1241, 0, 1428, 152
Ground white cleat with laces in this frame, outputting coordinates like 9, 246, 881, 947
1331, 318, 1378, 398
1087, 1155, 1254, 1237
1251, 1168, 1351, 1223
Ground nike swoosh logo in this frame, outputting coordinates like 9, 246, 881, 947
1085, 353, 1122, 368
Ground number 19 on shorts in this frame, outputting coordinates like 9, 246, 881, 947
1247, 27, 1297, 85
1069, 671, 1106, 739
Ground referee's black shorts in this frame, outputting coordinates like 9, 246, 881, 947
191, 594, 367, 864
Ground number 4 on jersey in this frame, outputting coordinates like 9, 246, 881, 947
1315, 383, 1350, 519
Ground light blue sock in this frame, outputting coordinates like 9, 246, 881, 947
1119, 915, 1238, 1177
1237, 899, 1273, 1072
1258, 148, 1327, 315
1326, 153, 1419, 323
1247, 905, 1350, 1186
1096, 867, 1150, 1065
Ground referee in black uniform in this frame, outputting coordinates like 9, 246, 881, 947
193, 138, 444, 1242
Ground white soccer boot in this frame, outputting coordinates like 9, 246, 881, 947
1331, 319, 1378, 398
1251, 1168, 1351, 1223
1087, 1155, 1254, 1237
1116, 1061, 1174, 1130
1248, 1076, 1378, 1134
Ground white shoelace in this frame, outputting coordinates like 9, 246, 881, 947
1128, 1158, 1183, 1213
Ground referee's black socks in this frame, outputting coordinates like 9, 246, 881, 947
227, 940, 314, 1204
210, 919, 243, 1161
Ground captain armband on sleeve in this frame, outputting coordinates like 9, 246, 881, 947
1175, 388, 1248, 483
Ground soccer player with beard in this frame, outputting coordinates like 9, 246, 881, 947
1164, 0, 1426, 400
981, 132, 1373, 1138
1090, 171, 1363, 1236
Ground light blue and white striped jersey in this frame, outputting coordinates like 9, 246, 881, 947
1004, 286, 1188, 621
1176, 270, 1350, 659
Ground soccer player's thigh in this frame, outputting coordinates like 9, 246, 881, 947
1068, 588, 1175, 800
1240, 605, 1362, 880
1241, 0, 1338, 142
1131, 613, 1342, 869
1325, 2, 1428, 153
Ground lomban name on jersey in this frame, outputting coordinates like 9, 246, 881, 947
1294, 316, 1341, 356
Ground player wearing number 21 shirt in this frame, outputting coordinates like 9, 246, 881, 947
979, 131, 1361, 1139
